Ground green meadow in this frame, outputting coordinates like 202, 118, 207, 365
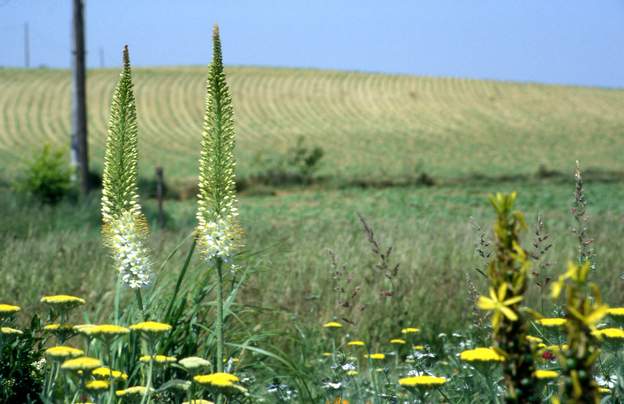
1, 64, 624, 402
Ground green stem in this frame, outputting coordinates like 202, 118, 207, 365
135, 289, 147, 321
215, 257, 225, 404
141, 342, 155, 404
114, 274, 122, 325
164, 238, 197, 322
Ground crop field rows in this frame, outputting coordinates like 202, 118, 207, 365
1, 67, 623, 182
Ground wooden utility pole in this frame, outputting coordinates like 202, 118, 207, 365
24, 22, 30, 68
99, 47, 104, 68
71, 0, 90, 194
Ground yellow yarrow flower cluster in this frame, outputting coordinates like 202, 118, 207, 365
179, 356, 212, 370
76, 324, 129, 337
390, 338, 406, 345
534, 370, 559, 379
365, 353, 385, 360
537, 318, 567, 327
0, 304, 20, 314
459, 347, 505, 362
399, 375, 447, 387
0, 327, 23, 335
116, 386, 152, 397
92, 367, 128, 380
139, 355, 177, 364
401, 327, 420, 334
526, 335, 543, 344
45, 346, 84, 360
61, 356, 102, 371
85, 380, 109, 391
542, 344, 569, 352
607, 307, 624, 317
593, 328, 624, 340
346, 340, 365, 347
194, 372, 240, 388
129, 321, 172, 334
41, 295, 85, 309
44, 323, 75, 332
322, 321, 342, 329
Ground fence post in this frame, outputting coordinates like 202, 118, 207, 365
156, 166, 165, 227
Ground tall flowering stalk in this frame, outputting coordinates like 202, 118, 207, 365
551, 262, 607, 403
549, 166, 606, 403
196, 25, 242, 378
102, 47, 152, 303
478, 193, 539, 403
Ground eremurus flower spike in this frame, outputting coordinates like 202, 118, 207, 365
101, 46, 152, 289
196, 25, 242, 263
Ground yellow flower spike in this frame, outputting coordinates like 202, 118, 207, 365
399, 375, 447, 387
322, 321, 342, 329
477, 283, 522, 329
0, 304, 21, 314
365, 353, 385, 360
346, 340, 365, 347
390, 338, 406, 345
129, 321, 172, 334
401, 327, 420, 334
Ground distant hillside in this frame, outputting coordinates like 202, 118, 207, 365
1, 67, 622, 182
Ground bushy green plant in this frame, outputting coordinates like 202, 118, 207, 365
0, 315, 44, 403
15, 144, 72, 204
251, 136, 324, 186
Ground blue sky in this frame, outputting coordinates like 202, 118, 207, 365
1, 0, 624, 88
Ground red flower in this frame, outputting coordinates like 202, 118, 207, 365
542, 350, 555, 361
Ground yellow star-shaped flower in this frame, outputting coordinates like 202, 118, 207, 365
567, 304, 609, 333
551, 262, 591, 298
477, 283, 522, 329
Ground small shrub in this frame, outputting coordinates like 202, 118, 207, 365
0, 316, 45, 403
251, 136, 324, 186
14, 144, 72, 204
